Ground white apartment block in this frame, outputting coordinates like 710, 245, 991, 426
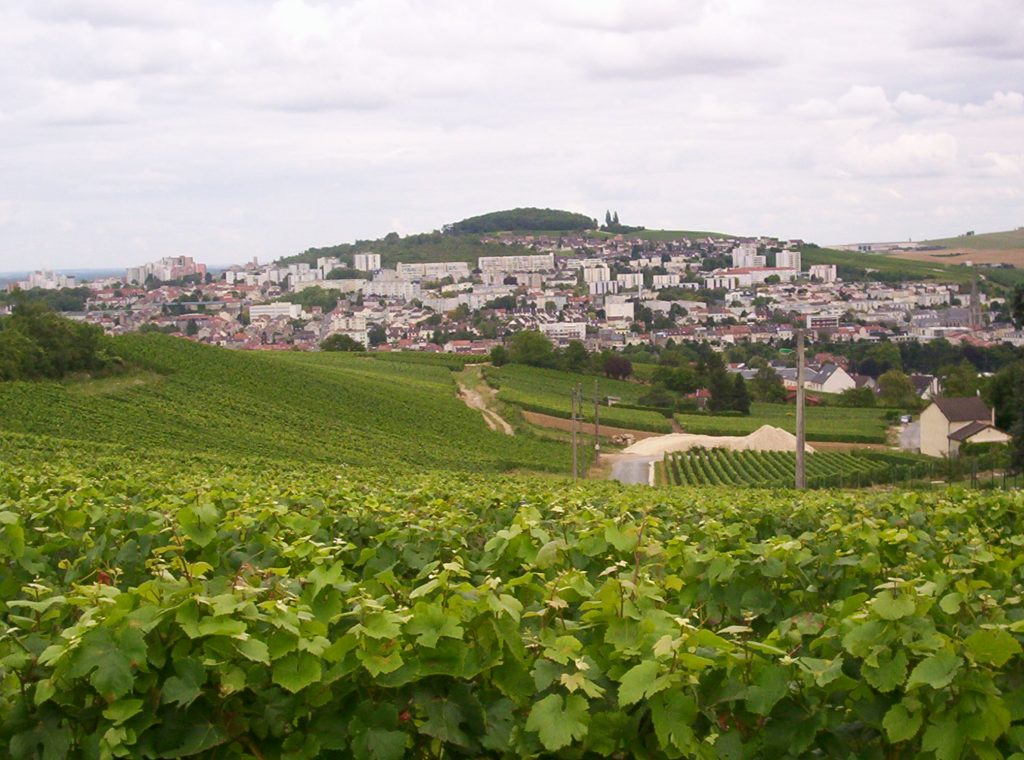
396, 261, 471, 280
605, 301, 635, 321
731, 243, 760, 268
589, 280, 620, 296
776, 250, 802, 271
250, 303, 302, 320
582, 265, 611, 283
126, 256, 206, 285
477, 252, 554, 274
17, 270, 77, 290
364, 280, 422, 300
317, 257, 343, 277
353, 253, 382, 271
808, 264, 837, 283
652, 273, 681, 289
538, 322, 587, 342
617, 272, 644, 289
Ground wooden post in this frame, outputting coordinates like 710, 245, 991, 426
593, 380, 600, 464
571, 385, 578, 481
795, 328, 807, 489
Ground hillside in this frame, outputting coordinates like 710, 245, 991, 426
925, 227, 1024, 251
280, 207, 596, 269
0, 334, 569, 473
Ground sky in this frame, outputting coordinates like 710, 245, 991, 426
1, 0, 1022, 270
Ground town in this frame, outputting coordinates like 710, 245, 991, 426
5, 233, 1020, 365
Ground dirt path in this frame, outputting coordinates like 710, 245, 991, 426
455, 367, 514, 435
521, 411, 663, 440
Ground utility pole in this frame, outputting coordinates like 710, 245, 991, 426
571, 384, 578, 481
593, 380, 600, 464
795, 327, 807, 489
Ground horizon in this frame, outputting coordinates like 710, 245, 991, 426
1, 1, 1022, 270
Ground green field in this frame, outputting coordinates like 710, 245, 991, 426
925, 228, 1024, 250
662, 448, 930, 488
0, 335, 569, 473
484, 364, 674, 433
2, 434, 1024, 758
675, 402, 894, 443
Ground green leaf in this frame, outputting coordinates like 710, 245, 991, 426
235, 637, 270, 664
535, 539, 565, 568
906, 651, 962, 690
871, 590, 916, 620
419, 695, 471, 747
103, 698, 145, 725
526, 693, 589, 751
862, 648, 908, 693
177, 502, 220, 547
618, 660, 661, 706
883, 703, 923, 743
922, 714, 965, 760
67, 628, 146, 700
352, 728, 406, 760
163, 658, 205, 708
939, 592, 963, 614
650, 691, 698, 752
747, 664, 789, 715
272, 651, 322, 693
405, 603, 464, 648
196, 616, 246, 638
359, 612, 404, 640
964, 629, 1022, 667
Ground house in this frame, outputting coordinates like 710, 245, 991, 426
909, 373, 941, 400
805, 363, 857, 394
919, 397, 1011, 458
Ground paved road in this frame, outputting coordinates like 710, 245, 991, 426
609, 455, 657, 485
899, 422, 920, 451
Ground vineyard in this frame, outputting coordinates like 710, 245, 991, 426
3, 434, 1024, 758
0, 335, 569, 474
661, 448, 934, 489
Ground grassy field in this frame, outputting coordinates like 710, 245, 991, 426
675, 401, 895, 443
484, 364, 673, 433
0, 335, 570, 473
925, 228, 1024, 250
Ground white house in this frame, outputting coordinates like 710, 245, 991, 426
919, 397, 1010, 458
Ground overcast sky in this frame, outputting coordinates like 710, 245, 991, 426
1, 0, 1022, 270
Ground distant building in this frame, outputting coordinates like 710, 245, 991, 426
16, 270, 77, 290
126, 256, 206, 285
396, 261, 470, 280
776, 250, 801, 271
919, 397, 1010, 458
538, 322, 587, 343
808, 264, 837, 283
477, 253, 554, 274
353, 252, 382, 271
250, 303, 301, 320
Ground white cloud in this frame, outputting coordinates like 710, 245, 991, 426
839, 132, 959, 177
1, 1, 1023, 268
964, 91, 1024, 117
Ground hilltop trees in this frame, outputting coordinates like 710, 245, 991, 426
0, 300, 121, 381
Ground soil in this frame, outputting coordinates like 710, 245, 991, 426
623, 425, 818, 456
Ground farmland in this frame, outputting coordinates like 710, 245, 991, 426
0, 334, 569, 474
675, 402, 896, 443
661, 448, 931, 488
2, 434, 1024, 758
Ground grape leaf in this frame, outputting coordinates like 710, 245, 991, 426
526, 694, 589, 751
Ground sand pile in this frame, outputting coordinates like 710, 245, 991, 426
623, 425, 816, 456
